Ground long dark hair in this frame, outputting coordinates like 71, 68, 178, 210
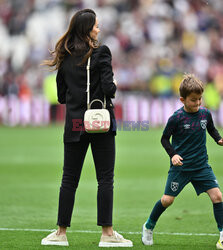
42, 9, 99, 70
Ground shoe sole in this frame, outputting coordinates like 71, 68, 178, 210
41, 239, 69, 246
99, 242, 133, 247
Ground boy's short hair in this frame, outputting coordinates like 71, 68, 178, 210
179, 73, 204, 99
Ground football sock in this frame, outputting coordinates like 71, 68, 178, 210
213, 202, 223, 232
145, 200, 166, 230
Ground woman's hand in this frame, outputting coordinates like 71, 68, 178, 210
113, 79, 118, 86
171, 154, 183, 166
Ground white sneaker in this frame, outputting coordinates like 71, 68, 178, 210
41, 230, 69, 246
99, 231, 133, 247
217, 239, 223, 249
142, 223, 153, 245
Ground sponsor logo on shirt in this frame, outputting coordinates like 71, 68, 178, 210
200, 119, 207, 129
184, 124, 190, 129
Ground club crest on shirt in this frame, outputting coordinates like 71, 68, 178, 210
171, 182, 179, 192
200, 119, 207, 129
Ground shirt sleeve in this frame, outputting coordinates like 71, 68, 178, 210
98, 45, 116, 98
207, 110, 222, 143
161, 115, 178, 158
56, 67, 67, 104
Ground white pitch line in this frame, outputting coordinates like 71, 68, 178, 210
0, 228, 218, 237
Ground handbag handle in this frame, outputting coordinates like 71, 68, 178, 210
89, 99, 104, 109
86, 57, 106, 110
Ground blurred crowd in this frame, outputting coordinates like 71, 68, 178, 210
0, 0, 223, 112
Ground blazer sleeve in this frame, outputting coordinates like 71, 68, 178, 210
98, 45, 117, 98
56, 67, 67, 104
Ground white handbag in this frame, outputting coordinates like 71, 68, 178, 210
84, 57, 110, 133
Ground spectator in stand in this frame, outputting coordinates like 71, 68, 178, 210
0, 0, 223, 125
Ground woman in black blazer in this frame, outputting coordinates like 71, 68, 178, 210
41, 9, 132, 247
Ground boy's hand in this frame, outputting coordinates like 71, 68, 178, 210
113, 79, 118, 86
218, 138, 223, 146
171, 154, 183, 166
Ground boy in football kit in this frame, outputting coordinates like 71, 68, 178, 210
142, 74, 223, 249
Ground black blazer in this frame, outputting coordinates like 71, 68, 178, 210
56, 45, 117, 142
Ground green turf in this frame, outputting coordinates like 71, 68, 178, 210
0, 125, 223, 249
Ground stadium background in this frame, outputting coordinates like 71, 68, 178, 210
0, 0, 223, 126
1, 0, 223, 249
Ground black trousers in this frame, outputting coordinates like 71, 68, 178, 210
57, 133, 115, 227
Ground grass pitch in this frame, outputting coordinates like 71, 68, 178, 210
0, 125, 223, 249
